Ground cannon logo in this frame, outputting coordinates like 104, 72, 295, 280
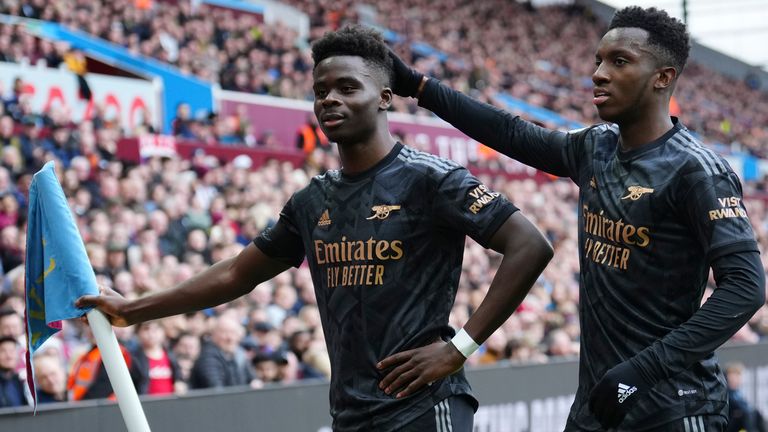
621, 186, 654, 201
366, 205, 401, 220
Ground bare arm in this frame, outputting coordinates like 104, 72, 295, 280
377, 212, 553, 397
76, 243, 292, 326
462, 211, 554, 343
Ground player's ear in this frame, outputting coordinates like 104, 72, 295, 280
379, 86, 393, 111
654, 66, 677, 91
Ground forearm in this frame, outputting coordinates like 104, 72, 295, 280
631, 251, 765, 383
417, 79, 571, 176
463, 215, 554, 343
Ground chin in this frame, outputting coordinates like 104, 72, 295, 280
326, 129, 365, 146
595, 107, 621, 124
323, 130, 346, 144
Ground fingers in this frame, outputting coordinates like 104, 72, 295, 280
75, 295, 101, 309
378, 358, 411, 392
377, 350, 409, 370
381, 366, 417, 396
394, 375, 431, 399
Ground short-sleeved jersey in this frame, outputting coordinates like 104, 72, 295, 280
560, 121, 758, 430
255, 143, 518, 432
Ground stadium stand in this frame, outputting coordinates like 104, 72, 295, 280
0, 0, 766, 406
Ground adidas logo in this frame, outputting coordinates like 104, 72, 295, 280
617, 383, 637, 404
317, 210, 331, 227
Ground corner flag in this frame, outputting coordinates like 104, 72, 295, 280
24, 161, 98, 406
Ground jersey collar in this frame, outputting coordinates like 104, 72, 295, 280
340, 142, 404, 182
616, 118, 684, 162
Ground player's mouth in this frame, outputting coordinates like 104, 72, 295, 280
321, 112, 346, 128
593, 89, 610, 106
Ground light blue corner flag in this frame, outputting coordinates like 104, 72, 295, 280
25, 161, 99, 406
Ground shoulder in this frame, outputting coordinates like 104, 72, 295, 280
568, 123, 618, 158
395, 145, 464, 183
568, 123, 617, 142
667, 128, 731, 179
198, 341, 223, 358
290, 170, 339, 204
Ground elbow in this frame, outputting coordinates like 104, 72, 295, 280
542, 239, 555, 264
751, 273, 766, 313
742, 270, 766, 315
531, 235, 555, 268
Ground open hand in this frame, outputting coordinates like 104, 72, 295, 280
75, 285, 134, 327
377, 341, 466, 398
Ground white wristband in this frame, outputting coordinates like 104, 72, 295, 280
450, 328, 479, 358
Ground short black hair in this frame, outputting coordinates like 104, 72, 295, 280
609, 6, 690, 74
311, 25, 393, 87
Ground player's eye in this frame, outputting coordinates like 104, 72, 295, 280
314, 88, 327, 98
594, 59, 602, 67
341, 86, 356, 93
614, 58, 628, 66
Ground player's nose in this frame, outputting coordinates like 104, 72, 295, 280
592, 63, 610, 86
321, 89, 343, 107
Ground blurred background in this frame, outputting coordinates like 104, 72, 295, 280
0, 0, 766, 430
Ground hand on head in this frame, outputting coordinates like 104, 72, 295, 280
388, 48, 424, 98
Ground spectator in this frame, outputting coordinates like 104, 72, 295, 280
171, 332, 201, 388
190, 316, 255, 389
477, 329, 507, 365
287, 330, 324, 380
131, 321, 182, 396
251, 350, 284, 384
296, 114, 329, 155
171, 103, 195, 140
545, 328, 579, 358
0, 309, 24, 344
67, 327, 140, 401
0, 336, 29, 408
33, 354, 68, 404
725, 362, 765, 432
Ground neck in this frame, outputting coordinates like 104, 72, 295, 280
618, 108, 674, 151
338, 121, 396, 176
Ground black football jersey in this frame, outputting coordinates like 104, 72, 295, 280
255, 143, 518, 431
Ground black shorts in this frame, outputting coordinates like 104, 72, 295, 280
399, 395, 475, 432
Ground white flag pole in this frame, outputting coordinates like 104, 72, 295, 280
87, 309, 151, 432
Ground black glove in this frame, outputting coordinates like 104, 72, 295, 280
588, 360, 653, 429
388, 48, 424, 98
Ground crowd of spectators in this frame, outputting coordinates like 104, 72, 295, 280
2, 0, 767, 155
0, 0, 767, 409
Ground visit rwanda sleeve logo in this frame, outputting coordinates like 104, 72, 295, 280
468, 184, 500, 214
708, 196, 748, 221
